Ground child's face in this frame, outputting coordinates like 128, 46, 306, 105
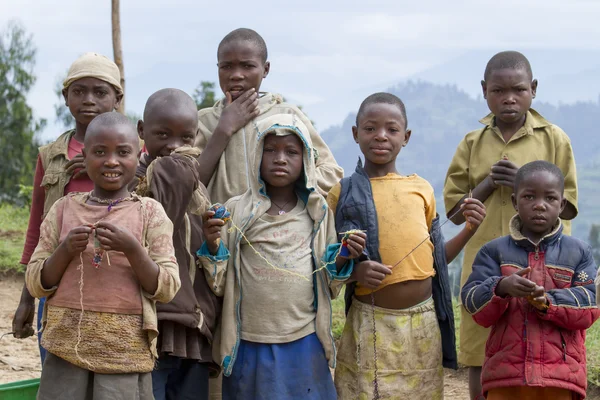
138, 107, 197, 159
260, 134, 304, 189
511, 170, 566, 241
83, 124, 139, 198
481, 68, 537, 126
352, 103, 410, 168
217, 40, 270, 102
63, 77, 122, 127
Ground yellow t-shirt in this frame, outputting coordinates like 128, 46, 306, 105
327, 173, 435, 295
443, 109, 578, 287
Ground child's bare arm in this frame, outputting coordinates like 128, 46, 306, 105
448, 176, 495, 225
41, 226, 92, 288
197, 89, 259, 186
445, 198, 486, 262
95, 221, 161, 294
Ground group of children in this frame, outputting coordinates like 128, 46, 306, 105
9, 27, 599, 400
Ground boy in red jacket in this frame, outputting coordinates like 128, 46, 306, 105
462, 160, 599, 400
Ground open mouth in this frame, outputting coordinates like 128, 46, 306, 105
102, 172, 122, 179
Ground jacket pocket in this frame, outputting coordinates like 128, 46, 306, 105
40, 172, 60, 190
560, 329, 582, 363
547, 266, 574, 289
486, 322, 508, 355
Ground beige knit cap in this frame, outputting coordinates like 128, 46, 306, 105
63, 52, 123, 94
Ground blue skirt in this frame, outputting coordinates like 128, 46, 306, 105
222, 333, 336, 400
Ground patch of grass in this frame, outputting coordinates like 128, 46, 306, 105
0, 203, 28, 273
587, 321, 600, 387
332, 287, 346, 340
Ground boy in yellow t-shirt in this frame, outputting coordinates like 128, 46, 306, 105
330, 93, 486, 399
443, 50, 578, 400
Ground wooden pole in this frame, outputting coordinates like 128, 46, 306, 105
111, 0, 125, 114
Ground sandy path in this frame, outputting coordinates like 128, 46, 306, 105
0, 275, 42, 384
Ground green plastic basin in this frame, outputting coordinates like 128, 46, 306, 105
0, 378, 39, 400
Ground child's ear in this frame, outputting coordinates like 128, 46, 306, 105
62, 88, 69, 106
137, 120, 145, 140
352, 126, 359, 143
114, 92, 124, 111
480, 80, 487, 99
559, 196, 567, 215
511, 193, 518, 211
263, 61, 270, 79
403, 129, 412, 147
81, 147, 87, 160
531, 79, 538, 99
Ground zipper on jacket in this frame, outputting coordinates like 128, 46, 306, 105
534, 245, 540, 261
560, 331, 567, 361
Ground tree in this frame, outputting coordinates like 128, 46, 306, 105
193, 81, 216, 110
54, 71, 74, 129
589, 224, 600, 264
111, 0, 125, 114
0, 21, 45, 203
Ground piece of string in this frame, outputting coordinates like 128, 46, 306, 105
210, 203, 363, 281
74, 252, 93, 370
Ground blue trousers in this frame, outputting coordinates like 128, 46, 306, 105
151, 353, 210, 400
37, 297, 47, 365
222, 333, 336, 400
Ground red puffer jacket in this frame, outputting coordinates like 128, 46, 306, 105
462, 218, 600, 399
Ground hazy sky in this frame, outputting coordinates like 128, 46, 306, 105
2, 0, 600, 141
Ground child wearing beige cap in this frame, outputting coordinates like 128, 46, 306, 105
11, 52, 123, 367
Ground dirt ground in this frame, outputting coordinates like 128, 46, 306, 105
0, 274, 41, 384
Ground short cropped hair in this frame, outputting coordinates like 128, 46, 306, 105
356, 92, 408, 129
143, 88, 197, 121
217, 28, 268, 63
85, 112, 137, 147
484, 51, 533, 81
514, 160, 564, 193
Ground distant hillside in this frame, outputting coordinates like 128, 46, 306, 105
321, 80, 600, 241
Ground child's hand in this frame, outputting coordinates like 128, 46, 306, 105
64, 154, 88, 179
12, 297, 35, 339
217, 89, 259, 137
354, 261, 392, 290
489, 158, 519, 189
62, 226, 93, 255
340, 232, 367, 259
527, 285, 549, 310
95, 222, 140, 255
495, 267, 535, 298
202, 210, 225, 254
460, 198, 486, 232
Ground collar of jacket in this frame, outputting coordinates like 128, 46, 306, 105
509, 214, 563, 250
